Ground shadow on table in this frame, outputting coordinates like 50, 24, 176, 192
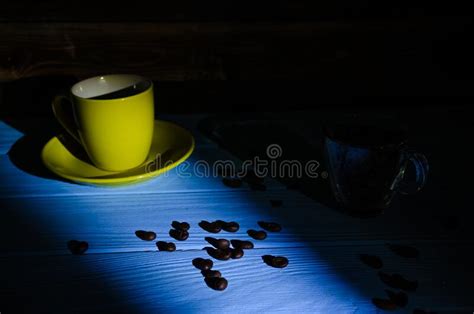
197, 111, 474, 312
0, 118, 154, 313
0, 201, 146, 314
2, 118, 73, 183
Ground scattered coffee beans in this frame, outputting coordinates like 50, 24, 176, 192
205, 277, 228, 291
171, 221, 190, 231
230, 248, 244, 259
262, 255, 289, 268
385, 289, 408, 307
222, 177, 242, 188
201, 269, 222, 278
230, 239, 254, 250
258, 221, 282, 232
247, 229, 267, 240
378, 271, 418, 291
135, 230, 156, 241
205, 247, 231, 261
67, 240, 89, 255
269, 200, 283, 207
387, 244, 419, 258
222, 221, 240, 232
169, 228, 189, 241
359, 254, 383, 269
372, 298, 397, 311
205, 237, 230, 250
199, 220, 222, 233
192, 258, 213, 271
156, 241, 176, 252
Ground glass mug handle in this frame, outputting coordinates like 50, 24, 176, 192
397, 151, 429, 195
52, 94, 81, 143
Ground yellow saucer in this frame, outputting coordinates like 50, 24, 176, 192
41, 120, 195, 186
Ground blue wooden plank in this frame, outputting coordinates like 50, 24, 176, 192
0, 146, 285, 198
1, 115, 471, 314
0, 248, 373, 313
1, 245, 473, 313
0, 186, 460, 256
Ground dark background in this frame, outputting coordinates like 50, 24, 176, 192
1, 1, 473, 115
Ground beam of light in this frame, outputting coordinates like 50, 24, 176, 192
1, 121, 379, 313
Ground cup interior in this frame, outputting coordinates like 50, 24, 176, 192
71, 74, 151, 100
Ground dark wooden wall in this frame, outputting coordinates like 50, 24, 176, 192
1, 1, 473, 114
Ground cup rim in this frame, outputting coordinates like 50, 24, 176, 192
70, 74, 153, 101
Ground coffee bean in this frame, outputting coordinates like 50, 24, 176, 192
199, 220, 222, 233
135, 230, 156, 241
205, 237, 230, 250
67, 240, 89, 255
214, 220, 226, 228
222, 221, 238, 232
192, 258, 213, 271
222, 177, 242, 188
387, 243, 419, 258
378, 271, 418, 291
206, 221, 222, 233
372, 298, 397, 311
201, 269, 222, 278
171, 221, 190, 231
249, 183, 267, 191
270, 256, 288, 268
230, 248, 244, 259
156, 241, 176, 252
222, 221, 240, 232
205, 277, 228, 291
247, 229, 267, 240
262, 255, 289, 268
269, 200, 283, 207
213, 220, 240, 232
385, 289, 408, 307
205, 247, 231, 261
359, 254, 383, 269
257, 221, 282, 232
231, 239, 254, 250
169, 229, 189, 241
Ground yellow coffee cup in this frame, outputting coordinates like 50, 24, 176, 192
52, 74, 154, 172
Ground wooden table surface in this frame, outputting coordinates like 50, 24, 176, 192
1, 114, 473, 313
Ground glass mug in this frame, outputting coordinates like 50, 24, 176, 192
323, 124, 429, 217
